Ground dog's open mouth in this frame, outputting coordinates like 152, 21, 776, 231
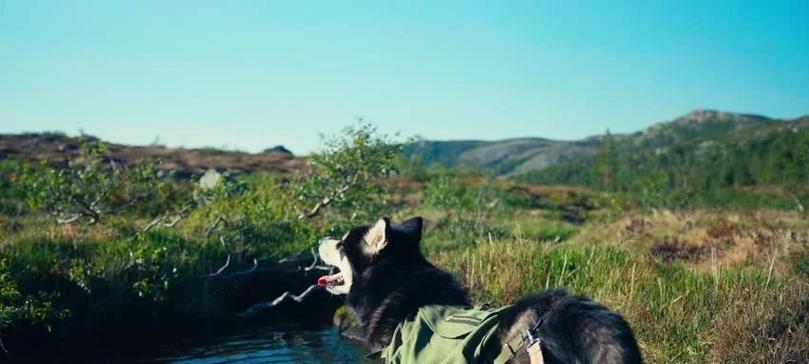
317, 270, 344, 287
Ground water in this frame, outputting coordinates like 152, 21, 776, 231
11, 324, 372, 364
140, 326, 372, 364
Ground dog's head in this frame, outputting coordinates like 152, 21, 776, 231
317, 216, 423, 295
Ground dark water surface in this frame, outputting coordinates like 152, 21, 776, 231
140, 325, 372, 364
12, 324, 371, 364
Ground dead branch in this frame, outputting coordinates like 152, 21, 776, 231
220, 258, 259, 279
142, 213, 169, 232
141, 204, 193, 232
237, 284, 323, 318
56, 214, 83, 224
202, 254, 231, 278
303, 248, 332, 271
303, 248, 319, 271
205, 216, 226, 238
72, 196, 101, 224
297, 176, 357, 220
202, 238, 232, 278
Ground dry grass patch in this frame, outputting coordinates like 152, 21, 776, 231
710, 278, 809, 363
575, 209, 808, 272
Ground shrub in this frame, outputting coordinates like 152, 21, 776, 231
18, 142, 160, 225
0, 259, 69, 334
293, 122, 402, 227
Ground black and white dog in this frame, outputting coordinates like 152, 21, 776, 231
318, 217, 642, 363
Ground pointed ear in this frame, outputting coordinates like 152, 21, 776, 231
398, 216, 423, 242
363, 217, 390, 255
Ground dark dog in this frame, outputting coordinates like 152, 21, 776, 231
318, 217, 642, 363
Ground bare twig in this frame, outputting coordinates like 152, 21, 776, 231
278, 256, 300, 263
56, 214, 82, 224
237, 285, 323, 318
164, 215, 183, 227
142, 213, 169, 232
205, 216, 226, 238
221, 258, 259, 279
72, 197, 101, 224
303, 248, 320, 271
297, 176, 357, 220
308, 265, 334, 272
203, 255, 231, 278
141, 204, 193, 232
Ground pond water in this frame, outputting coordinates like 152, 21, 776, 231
141, 325, 372, 364
13, 324, 372, 364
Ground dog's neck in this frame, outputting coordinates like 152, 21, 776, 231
347, 263, 471, 350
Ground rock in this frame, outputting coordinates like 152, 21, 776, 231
263, 145, 293, 156
199, 169, 223, 190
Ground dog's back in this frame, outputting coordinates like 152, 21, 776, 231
483, 288, 642, 364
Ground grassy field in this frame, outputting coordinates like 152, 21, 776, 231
1, 134, 808, 363
424, 208, 809, 363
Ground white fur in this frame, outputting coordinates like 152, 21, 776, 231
362, 218, 388, 255
317, 237, 353, 295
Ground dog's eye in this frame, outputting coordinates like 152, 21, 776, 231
336, 241, 344, 249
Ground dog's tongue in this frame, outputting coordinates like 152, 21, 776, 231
317, 273, 343, 287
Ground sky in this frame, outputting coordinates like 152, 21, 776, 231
1, 1, 808, 154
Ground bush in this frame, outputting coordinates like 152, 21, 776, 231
18, 142, 161, 225
0, 258, 69, 334
293, 122, 402, 227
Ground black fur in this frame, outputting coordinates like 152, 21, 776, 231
327, 217, 642, 363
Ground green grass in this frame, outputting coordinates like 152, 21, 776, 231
429, 229, 808, 363
2, 159, 808, 362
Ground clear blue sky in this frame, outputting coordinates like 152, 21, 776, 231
1, 1, 808, 154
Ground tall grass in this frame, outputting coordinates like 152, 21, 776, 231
429, 235, 808, 363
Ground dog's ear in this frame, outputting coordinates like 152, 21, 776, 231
398, 216, 423, 242
363, 217, 390, 255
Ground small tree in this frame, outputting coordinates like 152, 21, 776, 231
294, 122, 401, 223
19, 141, 157, 224
781, 131, 809, 216
595, 130, 618, 191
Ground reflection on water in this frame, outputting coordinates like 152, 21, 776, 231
142, 326, 372, 364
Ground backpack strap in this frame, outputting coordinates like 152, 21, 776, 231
493, 333, 528, 364
493, 317, 546, 364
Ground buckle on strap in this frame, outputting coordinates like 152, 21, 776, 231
494, 329, 545, 364
526, 330, 544, 364
493, 332, 530, 364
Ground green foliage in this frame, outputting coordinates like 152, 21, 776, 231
0, 123, 409, 345
521, 127, 809, 211
18, 142, 163, 224
195, 173, 317, 256
0, 160, 27, 216
0, 259, 69, 332
595, 130, 618, 190
422, 174, 472, 212
293, 122, 402, 225
4, 122, 807, 361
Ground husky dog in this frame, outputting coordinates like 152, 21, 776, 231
318, 217, 642, 364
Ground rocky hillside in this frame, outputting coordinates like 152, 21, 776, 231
0, 133, 304, 178
405, 109, 809, 177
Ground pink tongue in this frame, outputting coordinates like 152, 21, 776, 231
317, 273, 343, 287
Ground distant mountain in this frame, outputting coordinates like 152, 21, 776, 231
405, 137, 603, 176
404, 109, 809, 178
